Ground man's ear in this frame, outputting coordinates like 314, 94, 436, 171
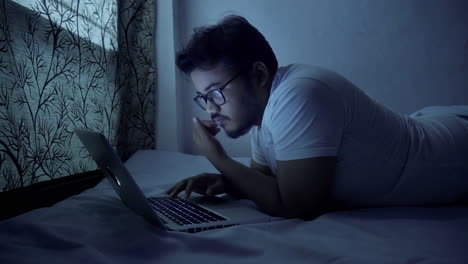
251, 61, 269, 88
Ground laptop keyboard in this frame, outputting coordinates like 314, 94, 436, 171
148, 197, 227, 226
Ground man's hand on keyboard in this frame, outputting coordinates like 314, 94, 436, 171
165, 173, 226, 199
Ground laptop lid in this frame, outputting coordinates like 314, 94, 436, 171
74, 129, 167, 230
75, 129, 270, 232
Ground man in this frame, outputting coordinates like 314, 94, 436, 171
165, 15, 468, 219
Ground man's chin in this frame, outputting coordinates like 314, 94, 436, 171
224, 126, 251, 139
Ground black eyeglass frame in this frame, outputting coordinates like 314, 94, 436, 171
193, 71, 242, 110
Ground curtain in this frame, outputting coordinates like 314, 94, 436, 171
0, 0, 156, 192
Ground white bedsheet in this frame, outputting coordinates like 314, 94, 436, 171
0, 150, 467, 264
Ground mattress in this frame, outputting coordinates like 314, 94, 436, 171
0, 150, 467, 263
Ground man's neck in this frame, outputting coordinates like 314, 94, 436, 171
255, 78, 273, 128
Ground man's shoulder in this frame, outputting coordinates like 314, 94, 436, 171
270, 64, 336, 101
264, 64, 347, 130
275, 64, 338, 84
272, 64, 340, 95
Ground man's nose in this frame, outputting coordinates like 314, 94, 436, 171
206, 100, 220, 114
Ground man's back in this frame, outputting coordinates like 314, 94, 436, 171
252, 64, 468, 207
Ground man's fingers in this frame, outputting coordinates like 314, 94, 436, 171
202, 120, 217, 128
207, 126, 220, 136
170, 188, 183, 198
193, 117, 209, 135
210, 126, 221, 136
167, 180, 184, 194
207, 181, 224, 195
201, 120, 220, 136
165, 174, 223, 198
168, 180, 187, 198
184, 179, 195, 199
193, 118, 209, 144
165, 183, 177, 195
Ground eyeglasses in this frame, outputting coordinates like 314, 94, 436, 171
193, 72, 241, 110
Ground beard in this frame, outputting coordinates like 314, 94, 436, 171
224, 123, 252, 139
224, 88, 261, 139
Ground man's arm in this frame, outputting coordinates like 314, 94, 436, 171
224, 158, 273, 199
189, 117, 336, 219
276, 157, 336, 218
250, 159, 273, 176
210, 154, 336, 219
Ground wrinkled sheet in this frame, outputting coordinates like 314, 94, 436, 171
0, 150, 467, 264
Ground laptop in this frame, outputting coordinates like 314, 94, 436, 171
74, 129, 270, 232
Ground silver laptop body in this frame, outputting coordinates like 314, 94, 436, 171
75, 129, 270, 232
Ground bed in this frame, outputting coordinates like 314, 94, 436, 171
1, 150, 467, 263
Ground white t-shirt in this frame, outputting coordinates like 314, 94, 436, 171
251, 64, 468, 207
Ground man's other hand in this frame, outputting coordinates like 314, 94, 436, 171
201, 119, 221, 136
165, 173, 226, 199
193, 117, 227, 161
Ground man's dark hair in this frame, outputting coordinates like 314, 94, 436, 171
176, 15, 278, 77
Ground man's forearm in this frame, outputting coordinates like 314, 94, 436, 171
207, 154, 285, 216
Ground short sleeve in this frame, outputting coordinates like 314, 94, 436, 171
250, 127, 268, 165
267, 78, 345, 161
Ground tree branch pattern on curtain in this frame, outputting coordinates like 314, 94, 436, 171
0, 0, 156, 192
